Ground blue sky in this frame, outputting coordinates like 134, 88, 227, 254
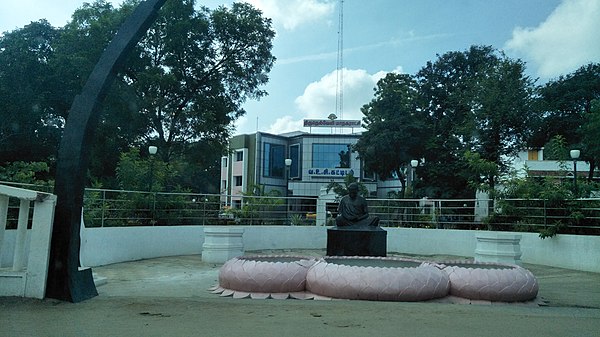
2, 0, 599, 136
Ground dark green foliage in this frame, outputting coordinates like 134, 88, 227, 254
486, 164, 600, 238
0, 161, 53, 190
578, 99, 600, 179
358, 46, 536, 198
0, 20, 62, 165
0, 0, 275, 192
325, 174, 369, 200
534, 63, 600, 178
416, 46, 535, 195
126, 0, 275, 163
232, 184, 285, 225
354, 73, 426, 197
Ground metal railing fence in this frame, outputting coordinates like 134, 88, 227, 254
1, 181, 598, 235
488, 198, 600, 235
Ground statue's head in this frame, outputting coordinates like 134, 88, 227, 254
348, 182, 359, 198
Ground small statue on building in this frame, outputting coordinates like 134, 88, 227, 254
335, 183, 380, 228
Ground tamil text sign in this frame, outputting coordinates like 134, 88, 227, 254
303, 119, 361, 128
308, 168, 355, 177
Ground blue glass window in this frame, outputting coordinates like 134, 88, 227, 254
289, 144, 300, 178
312, 144, 351, 168
263, 143, 285, 177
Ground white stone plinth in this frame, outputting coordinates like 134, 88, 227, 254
202, 227, 244, 264
474, 232, 522, 265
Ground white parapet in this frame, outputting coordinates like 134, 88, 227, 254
202, 227, 245, 264
0, 185, 56, 299
474, 232, 522, 265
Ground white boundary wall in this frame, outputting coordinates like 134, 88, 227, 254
5, 226, 598, 273
80, 226, 205, 267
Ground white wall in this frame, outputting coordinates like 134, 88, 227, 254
520, 233, 600, 272
385, 228, 600, 273
243, 226, 327, 251
385, 228, 478, 257
80, 226, 205, 267
5, 226, 599, 273
79, 225, 329, 266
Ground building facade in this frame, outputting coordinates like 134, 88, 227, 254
511, 148, 592, 178
220, 130, 404, 209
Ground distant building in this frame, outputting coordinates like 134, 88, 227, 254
511, 148, 593, 178
219, 130, 405, 210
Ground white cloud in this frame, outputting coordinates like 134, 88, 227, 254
266, 115, 304, 134
505, 0, 600, 79
266, 67, 403, 134
244, 0, 335, 30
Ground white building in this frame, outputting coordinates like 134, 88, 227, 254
219, 130, 406, 210
511, 148, 592, 178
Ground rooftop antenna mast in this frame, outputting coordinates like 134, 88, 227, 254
335, 0, 344, 120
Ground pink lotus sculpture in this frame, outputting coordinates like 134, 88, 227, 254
211, 255, 539, 302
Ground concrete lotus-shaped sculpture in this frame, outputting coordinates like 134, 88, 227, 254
441, 261, 539, 302
212, 255, 318, 299
212, 255, 539, 303
305, 257, 450, 301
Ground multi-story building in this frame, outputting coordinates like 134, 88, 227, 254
219, 130, 404, 211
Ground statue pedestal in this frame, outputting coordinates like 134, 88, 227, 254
326, 227, 387, 257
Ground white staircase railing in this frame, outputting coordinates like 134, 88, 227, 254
0, 184, 56, 298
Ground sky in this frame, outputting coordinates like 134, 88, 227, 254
1, 0, 599, 136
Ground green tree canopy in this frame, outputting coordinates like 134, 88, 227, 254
0, 0, 275, 193
354, 73, 427, 197
417, 46, 536, 196
126, 0, 275, 162
357, 46, 537, 198
533, 63, 600, 178
0, 20, 62, 164
578, 99, 600, 179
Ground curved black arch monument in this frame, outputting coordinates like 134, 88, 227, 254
46, 0, 167, 302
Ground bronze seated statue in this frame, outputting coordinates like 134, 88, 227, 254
335, 183, 380, 228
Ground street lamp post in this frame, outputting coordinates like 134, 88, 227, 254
285, 158, 292, 222
410, 159, 419, 198
570, 149, 580, 197
148, 145, 158, 192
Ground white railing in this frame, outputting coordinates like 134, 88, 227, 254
0, 184, 56, 298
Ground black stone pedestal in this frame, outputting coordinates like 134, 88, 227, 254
326, 227, 387, 257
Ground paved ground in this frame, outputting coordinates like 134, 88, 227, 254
2, 250, 600, 337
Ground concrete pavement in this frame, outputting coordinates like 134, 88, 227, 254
1, 250, 600, 336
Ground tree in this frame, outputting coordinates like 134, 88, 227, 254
0, 161, 52, 186
466, 56, 536, 186
124, 0, 276, 162
0, 20, 62, 165
0, 1, 142, 185
354, 73, 428, 197
535, 63, 600, 179
579, 99, 600, 180
50, 1, 153, 186
415, 45, 536, 196
0, 0, 276, 191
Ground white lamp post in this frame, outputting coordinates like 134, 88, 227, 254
148, 146, 158, 191
285, 158, 292, 222
285, 158, 292, 178
570, 149, 580, 196
410, 159, 419, 198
